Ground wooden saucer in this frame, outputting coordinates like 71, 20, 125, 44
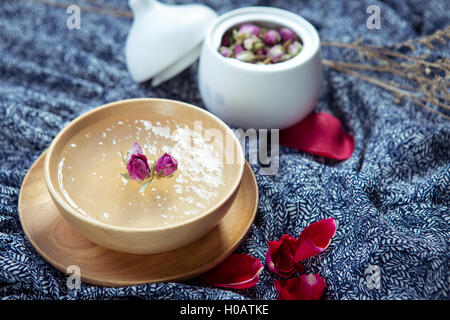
18, 152, 258, 287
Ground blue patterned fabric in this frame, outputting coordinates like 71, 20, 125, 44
0, 0, 449, 300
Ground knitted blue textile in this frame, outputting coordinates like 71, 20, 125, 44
0, 0, 448, 299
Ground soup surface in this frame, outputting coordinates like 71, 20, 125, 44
57, 117, 225, 228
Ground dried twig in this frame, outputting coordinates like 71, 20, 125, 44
322, 59, 450, 120
322, 26, 450, 120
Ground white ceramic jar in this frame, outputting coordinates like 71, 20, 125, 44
198, 7, 322, 129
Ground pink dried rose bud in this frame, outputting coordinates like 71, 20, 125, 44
279, 27, 297, 42
266, 44, 284, 62
243, 37, 254, 50
263, 29, 281, 46
236, 50, 255, 62
288, 41, 303, 56
238, 23, 260, 36
233, 44, 244, 56
243, 36, 263, 51
156, 153, 178, 177
126, 142, 151, 182
219, 46, 231, 57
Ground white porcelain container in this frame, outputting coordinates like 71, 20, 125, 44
198, 7, 322, 129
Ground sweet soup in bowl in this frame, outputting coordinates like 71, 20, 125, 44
44, 99, 245, 254
59, 118, 227, 228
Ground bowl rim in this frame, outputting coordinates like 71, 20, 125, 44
205, 6, 321, 73
44, 98, 245, 233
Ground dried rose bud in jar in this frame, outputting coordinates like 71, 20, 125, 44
218, 23, 302, 65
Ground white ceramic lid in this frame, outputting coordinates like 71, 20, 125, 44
125, 0, 218, 86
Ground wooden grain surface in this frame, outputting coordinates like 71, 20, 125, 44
18, 151, 258, 287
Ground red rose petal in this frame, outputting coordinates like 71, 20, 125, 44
201, 254, 263, 289
275, 273, 326, 300
280, 112, 354, 160
295, 218, 337, 263
266, 234, 298, 277
295, 261, 305, 274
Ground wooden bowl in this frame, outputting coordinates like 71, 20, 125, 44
44, 98, 245, 254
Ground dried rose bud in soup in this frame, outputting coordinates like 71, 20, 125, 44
155, 153, 178, 177
126, 142, 151, 182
